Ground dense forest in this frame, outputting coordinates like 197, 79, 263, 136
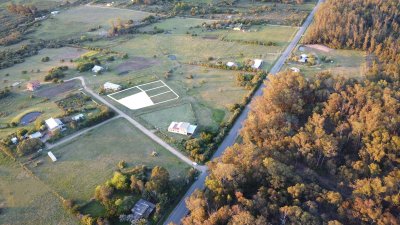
182, 0, 399, 224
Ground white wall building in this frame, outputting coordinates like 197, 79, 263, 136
29, 132, 43, 139
48, 151, 57, 162
226, 62, 237, 67
168, 122, 197, 135
72, 114, 84, 121
92, 65, 104, 73
45, 118, 64, 131
104, 82, 122, 91
252, 59, 263, 69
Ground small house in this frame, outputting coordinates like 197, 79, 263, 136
11, 137, 18, 145
252, 59, 263, 69
29, 132, 42, 139
226, 62, 237, 67
104, 82, 121, 91
27, 80, 41, 91
290, 67, 300, 73
168, 122, 197, 136
131, 199, 155, 220
92, 65, 104, 73
48, 151, 57, 162
299, 54, 308, 63
72, 114, 84, 121
45, 118, 64, 131
233, 24, 243, 31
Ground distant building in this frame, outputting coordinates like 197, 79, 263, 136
71, 114, 84, 121
48, 151, 57, 162
290, 67, 300, 73
29, 132, 42, 139
45, 118, 64, 131
34, 16, 46, 21
51, 11, 59, 15
233, 24, 243, 31
252, 59, 263, 69
168, 122, 197, 135
92, 65, 104, 73
11, 137, 18, 145
226, 62, 237, 67
299, 54, 308, 63
27, 80, 41, 91
104, 82, 122, 91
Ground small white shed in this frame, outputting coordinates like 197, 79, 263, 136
48, 151, 57, 162
92, 65, 104, 73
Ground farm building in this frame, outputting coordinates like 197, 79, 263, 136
168, 122, 197, 135
48, 151, 57, 162
290, 67, 300, 73
252, 59, 263, 69
45, 118, 64, 131
29, 132, 43, 139
104, 82, 121, 91
26, 80, 41, 91
92, 65, 104, 73
226, 62, 238, 67
120, 199, 155, 223
11, 137, 18, 144
72, 114, 84, 121
299, 54, 308, 63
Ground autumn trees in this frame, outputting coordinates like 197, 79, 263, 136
182, 68, 399, 224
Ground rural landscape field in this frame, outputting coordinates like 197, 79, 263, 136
1, 0, 398, 225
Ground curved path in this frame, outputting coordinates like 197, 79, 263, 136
164, 0, 324, 224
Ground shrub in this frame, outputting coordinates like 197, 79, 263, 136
16, 138, 43, 157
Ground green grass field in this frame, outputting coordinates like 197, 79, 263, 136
30, 118, 190, 203
30, 5, 152, 40
284, 45, 366, 79
0, 153, 78, 225
0, 47, 87, 90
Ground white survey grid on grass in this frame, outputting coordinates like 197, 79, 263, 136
108, 80, 179, 110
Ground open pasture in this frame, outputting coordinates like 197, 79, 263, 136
108, 80, 179, 110
30, 5, 152, 40
0, 153, 78, 225
30, 118, 190, 202
0, 47, 87, 90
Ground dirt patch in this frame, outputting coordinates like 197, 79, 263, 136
203, 35, 218, 40
305, 44, 333, 53
35, 80, 79, 98
115, 57, 159, 75
51, 47, 88, 62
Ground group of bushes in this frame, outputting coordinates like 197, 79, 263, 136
73, 164, 196, 224
0, 88, 10, 99
44, 66, 68, 82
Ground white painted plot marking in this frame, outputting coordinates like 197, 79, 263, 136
108, 80, 179, 110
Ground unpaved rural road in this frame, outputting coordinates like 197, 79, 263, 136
46, 115, 121, 150
66, 77, 203, 171
164, 0, 324, 224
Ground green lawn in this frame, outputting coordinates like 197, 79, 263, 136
284, 45, 366, 79
30, 5, 152, 40
0, 153, 78, 225
30, 117, 190, 203
0, 47, 87, 90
